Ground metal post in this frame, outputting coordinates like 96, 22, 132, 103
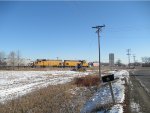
109, 82, 115, 104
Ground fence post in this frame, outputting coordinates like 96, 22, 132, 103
109, 82, 115, 104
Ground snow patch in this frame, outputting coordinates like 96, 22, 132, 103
0, 70, 92, 103
131, 102, 142, 113
81, 70, 129, 113
109, 104, 123, 113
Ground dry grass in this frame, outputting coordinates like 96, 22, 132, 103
0, 75, 101, 113
74, 75, 100, 87
0, 75, 100, 113
0, 83, 81, 113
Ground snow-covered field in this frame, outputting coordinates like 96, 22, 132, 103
0, 71, 92, 103
0, 70, 129, 113
81, 70, 129, 113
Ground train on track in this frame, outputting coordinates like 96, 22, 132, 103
32, 59, 89, 68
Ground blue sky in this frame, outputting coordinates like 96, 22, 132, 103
0, 1, 150, 63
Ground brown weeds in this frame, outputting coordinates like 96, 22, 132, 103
0, 75, 100, 113
0, 83, 80, 113
74, 75, 100, 87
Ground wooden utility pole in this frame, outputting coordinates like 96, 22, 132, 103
133, 54, 136, 66
92, 25, 105, 82
127, 49, 131, 68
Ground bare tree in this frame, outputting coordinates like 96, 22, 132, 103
17, 50, 21, 69
0, 51, 6, 67
142, 57, 150, 63
8, 51, 16, 70
116, 59, 122, 67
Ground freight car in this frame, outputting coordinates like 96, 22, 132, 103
33, 59, 63, 67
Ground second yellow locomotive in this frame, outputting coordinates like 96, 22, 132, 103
64, 60, 88, 67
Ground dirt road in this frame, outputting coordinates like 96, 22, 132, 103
129, 68, 150, 113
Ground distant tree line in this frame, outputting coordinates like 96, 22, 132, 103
142, 57, 150, 67
0, 50, 27, 69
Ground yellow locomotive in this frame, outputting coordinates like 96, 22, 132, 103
33, 59, 88, 67
33, 59, 63, 67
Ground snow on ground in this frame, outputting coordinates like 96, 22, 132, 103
0, 70, 92, 103
108, 104, 123, 113
81, 70, 129, 113
97, 104, 123, 113
130, 102, 142, 113
108, 70, 129, 79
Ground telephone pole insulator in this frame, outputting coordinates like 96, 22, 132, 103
92, 25, 105, 82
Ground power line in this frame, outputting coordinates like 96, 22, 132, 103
127, 49, 131, 68
92, 25, 105, 82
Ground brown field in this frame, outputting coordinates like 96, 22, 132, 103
0, 75, 100, 113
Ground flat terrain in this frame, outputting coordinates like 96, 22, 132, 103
0, 70, 99, 113
0, 69, 129, 113
129, 68, 150, 113
0, 70, 93, 103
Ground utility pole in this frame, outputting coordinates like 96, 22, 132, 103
127, 49, 131, 68
92, 25, 105, 82
133, 54, 136, 66
17, 50, 20, 70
